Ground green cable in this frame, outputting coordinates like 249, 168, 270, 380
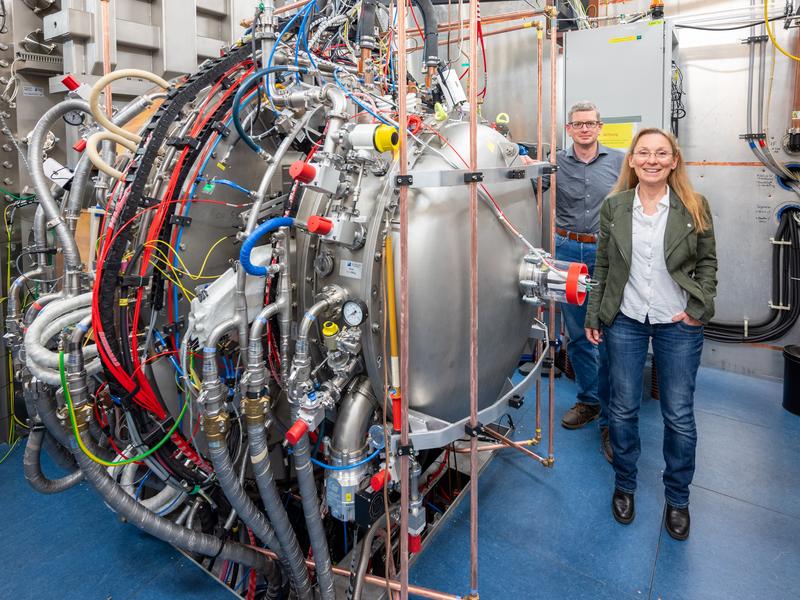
59, 349, 189, 468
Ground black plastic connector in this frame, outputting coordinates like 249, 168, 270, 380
162, 319, 185, 336
397, 444, 415, 457
169, 215, 193, 227
508, 394, 524, 409
463, 171, 484, 183
507, 169, 526, 179
464, 422, 484, 438
212, 121, 231, 138
395, 174, 413, 187
166, 136, 201, 151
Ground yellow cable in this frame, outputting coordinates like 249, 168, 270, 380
765, 2, 800, 62
144, 235, 229, 281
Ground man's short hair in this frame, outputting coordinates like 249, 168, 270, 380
568, 101, 600, 123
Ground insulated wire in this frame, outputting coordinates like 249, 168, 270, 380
60, 349, 189, 468
764, 2, 800, 62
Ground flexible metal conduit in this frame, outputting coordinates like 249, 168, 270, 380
23, 427, 83, 494
28, 99, 93, 272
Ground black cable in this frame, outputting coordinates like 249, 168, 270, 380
675, 15, 784, 32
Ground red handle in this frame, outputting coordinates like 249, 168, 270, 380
62, 75, 81, 91
370, 469, 391, 492
286, 419, 309, 446
289, 160, 316, 184
307, 215, 333, 235
391, 390, 402, 432
409, 534, 421, 554
73, 139, 87, 153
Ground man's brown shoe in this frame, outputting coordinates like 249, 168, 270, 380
601, 426, 613, 463
561, 402, 601, 429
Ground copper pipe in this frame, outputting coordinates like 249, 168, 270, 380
396, 0, 411, 597
247, 546, 460, 600
793, 29, 800, 128
275, 0, 308, 16
547, 5, 557, 462
101, 0, 112, 116
408, 9, 543, 37
467, 0, 480, 594
406, 21, 542, 52
452, 437, 541, 453
535, 26, 544, 442
482, 428, 549, 464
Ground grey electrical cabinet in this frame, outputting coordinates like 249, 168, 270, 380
564, 20, 677, 149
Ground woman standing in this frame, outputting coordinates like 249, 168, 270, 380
584, 128, 717, 541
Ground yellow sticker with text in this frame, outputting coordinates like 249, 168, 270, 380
598, 122, 635, 149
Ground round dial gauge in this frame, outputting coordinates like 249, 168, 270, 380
63, 110, 85, 126
342, 299, 368, 327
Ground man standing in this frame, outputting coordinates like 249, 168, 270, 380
539, 101, 623, 461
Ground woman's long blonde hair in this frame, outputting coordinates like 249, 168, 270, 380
611, 128, 710, 232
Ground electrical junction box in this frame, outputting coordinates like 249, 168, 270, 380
564, 20, 678, 150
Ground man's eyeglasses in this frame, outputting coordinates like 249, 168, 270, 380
633, 150, 673, 161
567, 120, 601, 129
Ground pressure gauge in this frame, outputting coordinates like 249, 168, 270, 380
63, 111, 85, 126
342, 299, 368, 327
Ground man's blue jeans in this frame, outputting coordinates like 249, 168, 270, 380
604, 313, 704, 508
555, 234, 609, 428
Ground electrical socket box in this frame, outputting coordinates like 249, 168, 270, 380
564, 20, 678, 149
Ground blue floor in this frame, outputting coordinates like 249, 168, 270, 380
1, 367, 797, 599
0, 445, 235, 599
410, 367, 800, 600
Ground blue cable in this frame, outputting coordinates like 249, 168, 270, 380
309, 447, 382, 471
239, 216, 295, 276
199, 177, 252, 196
232, 66, 307, 155
156, 491, 183, 516
332, 68, 394, 126
343, 521, 348, 554
135, 471, 152, 500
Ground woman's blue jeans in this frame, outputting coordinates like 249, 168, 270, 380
604, 313, 704, 508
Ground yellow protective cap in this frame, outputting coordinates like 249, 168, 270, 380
373, 125, 399, 153
322, 321, 339, 337
434, 102, 448, 122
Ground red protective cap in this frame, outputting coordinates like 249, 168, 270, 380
307, 215, 333, 235
289, 160, 316, 184
62, 75, 81, 91
73, 139, 87, 153
370, 469, 391, 492
286, 419, 309, 446
565, 262, 589, 306
391, 390, 402, 432
409, 534, 422, 554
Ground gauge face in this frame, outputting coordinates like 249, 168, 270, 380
342, 299, 367, 327
63, 111, 85, 126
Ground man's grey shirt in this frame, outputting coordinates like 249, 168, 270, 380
540, 144, 624, 234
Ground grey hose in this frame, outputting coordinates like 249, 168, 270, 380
28, 99, 92, 271
207, 441, 295, 586
23, 427, 83, 494
351, 518, 389, 600
247, 418, 314, 600
71, 442, 283, 596
294, 434, 336, 600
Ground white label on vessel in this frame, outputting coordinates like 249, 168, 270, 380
339, 260, 363, 280
22, 85, 44, 97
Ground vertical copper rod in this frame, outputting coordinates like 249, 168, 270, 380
396, 0, 411, 598
547, 7, 557, 461
534, 24, 544, 440
467, 0, 480, 595
793, 30, 800, 128
101, 0, 112, 116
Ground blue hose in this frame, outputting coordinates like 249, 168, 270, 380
239, 217, 295, 276
309, 447, 382, 471
231, 66, 306, 155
